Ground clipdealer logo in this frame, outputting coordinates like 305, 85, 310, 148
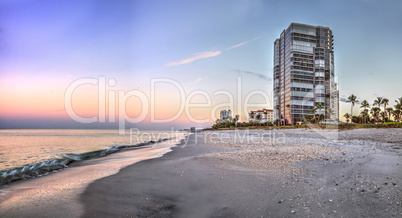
64, 76, 272, 135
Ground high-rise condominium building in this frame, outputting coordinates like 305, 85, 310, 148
273, 23, 339, 125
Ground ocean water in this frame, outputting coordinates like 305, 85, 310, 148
0, 129, 186, 185
0, 129, 188, 216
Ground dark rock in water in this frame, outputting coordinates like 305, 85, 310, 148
22, 175, 31, 180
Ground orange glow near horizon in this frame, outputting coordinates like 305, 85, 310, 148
1, 74, 280, 125
0, 75, 217, 125
0, 76, 65, 118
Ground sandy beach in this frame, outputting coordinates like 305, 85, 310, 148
80, 128, 401, 217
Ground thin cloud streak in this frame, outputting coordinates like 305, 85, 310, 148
191, 77, 203, 84
166, 36, 260, 67
167, 51, 221, 66
225, 36, 261, 50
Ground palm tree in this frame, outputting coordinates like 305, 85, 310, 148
344, 113, 351, 124
311, 107, 317, 123
316, 103, 324, 122
373, 97, 383, 110
360, 100, 370, 123
234, 114, 240, 127
382, 98, 389, 116
316, 103, 324, 110
360, 109, 369, 123
371, 107, 381, 123
392, 109, 401, 122
395, 97, 402, 110
380, 111, 386, 122
255, 114, 262, 126
347, 94, 357, 117
386, 108, 393, 122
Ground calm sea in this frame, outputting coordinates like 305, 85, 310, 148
0, 129, 186, 185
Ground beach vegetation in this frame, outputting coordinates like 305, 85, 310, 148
360, 100, 370, 123
343, 113, 351, 123
211, 97, 402, 129
347, 94, 357, 118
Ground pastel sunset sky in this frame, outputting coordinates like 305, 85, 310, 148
0, 0, 401, 129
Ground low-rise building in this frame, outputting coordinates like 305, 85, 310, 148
249, 109, 274, 123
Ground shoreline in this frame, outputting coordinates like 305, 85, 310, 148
0, 136, 180, 186
81, 128, 401, 217
0, 136, 187, 217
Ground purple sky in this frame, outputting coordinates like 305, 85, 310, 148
1, 0, 401, 129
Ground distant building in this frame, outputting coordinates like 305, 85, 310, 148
227, 109, 232, 118
249, 109, 274, 123
220, 109, 232, 120
220, 110, 227, 120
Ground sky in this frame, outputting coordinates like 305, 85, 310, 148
0, 0, 401, 129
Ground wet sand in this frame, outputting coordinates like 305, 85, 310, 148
0, 143, 175, 217
81, 129, 401, 217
